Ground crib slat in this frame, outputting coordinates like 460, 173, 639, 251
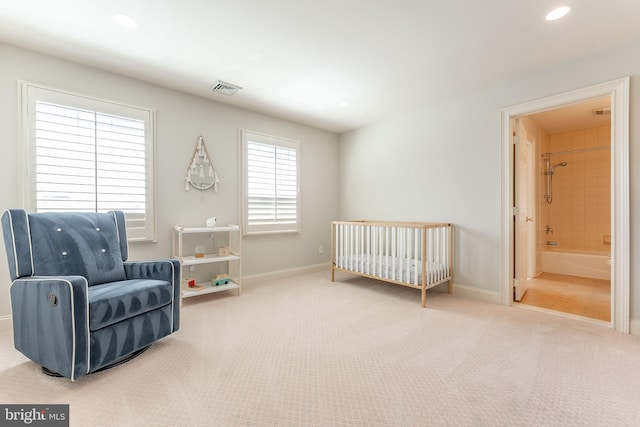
438, 227, 443, 282
415, 228, 419, 285
402, 228, 407, 283
392, 226, 396, 280
378, 225, 382, 277
338, 223, 343, 268
421, 226, 427, 307
384, 226, 389, 279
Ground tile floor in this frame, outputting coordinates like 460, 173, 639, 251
519, 272, 611, 322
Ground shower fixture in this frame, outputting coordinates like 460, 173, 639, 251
543, 158, 568, 204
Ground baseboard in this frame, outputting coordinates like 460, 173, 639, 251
244, 268, 502, 306
629, 319, 640, 336
243, 263, 330, 286
0, 315, 12, 333
453, 284, 501, 305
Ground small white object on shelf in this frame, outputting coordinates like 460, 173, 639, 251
206, 217, 217, 227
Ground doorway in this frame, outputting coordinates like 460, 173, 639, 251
500, 78, 630, 333
515, 98, 612, 321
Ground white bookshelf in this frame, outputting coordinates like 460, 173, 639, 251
171, 225, 241, 300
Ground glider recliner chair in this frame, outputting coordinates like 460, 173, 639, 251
1, 209, 180, 380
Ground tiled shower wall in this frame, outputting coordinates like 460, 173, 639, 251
540, 125, 611, 252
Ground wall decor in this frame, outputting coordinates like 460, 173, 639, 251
185, 136, 220, 191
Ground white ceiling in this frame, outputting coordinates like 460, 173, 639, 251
529, 96, 611, 134
1, 0, 639, 133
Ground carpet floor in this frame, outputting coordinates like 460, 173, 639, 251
1, 270, 640, 426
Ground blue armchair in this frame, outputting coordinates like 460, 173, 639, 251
1, 209, 180, 380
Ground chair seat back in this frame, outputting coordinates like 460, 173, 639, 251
2, 210, 128, 286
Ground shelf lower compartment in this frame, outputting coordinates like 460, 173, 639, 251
181, 254, 240, 266
182, 280, 240, 298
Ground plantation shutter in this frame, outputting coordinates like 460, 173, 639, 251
23, 83, 156, 241
242, 130, 300, 234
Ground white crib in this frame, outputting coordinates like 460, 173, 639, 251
331, 220, 453, 307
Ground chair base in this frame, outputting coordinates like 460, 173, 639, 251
42, 344, 152, 378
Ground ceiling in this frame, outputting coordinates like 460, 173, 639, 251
528, 96, 611, 134
1, 0, 639, 134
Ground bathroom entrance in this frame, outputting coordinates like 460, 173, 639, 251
500, 77, 630, 333
515, 97, 612, 321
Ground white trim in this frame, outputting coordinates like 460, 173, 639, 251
66, 278, 77, 381
514, 302, 612, 328
240, 128, 301, 236
19, 80, 157, 242
453, 284, 501, 305
242, 263, 329, 286
170, 261, 175, 332
500, 77, 630, 333
629, 319, 640, 337
0, 315, 12, 333
83, 277, 89, 376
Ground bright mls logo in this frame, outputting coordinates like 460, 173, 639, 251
1, 405, 68, 426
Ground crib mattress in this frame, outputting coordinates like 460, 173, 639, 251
335, 254, 449, 286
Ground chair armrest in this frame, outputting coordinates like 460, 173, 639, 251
10, 276, 90, 380
123, 259, 180, 283
123, 259, 180, 332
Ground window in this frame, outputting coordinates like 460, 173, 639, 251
241, 130, 300, 234
21, 82, 156, 241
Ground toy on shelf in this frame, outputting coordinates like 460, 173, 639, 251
182, 278, 204, 291
212, 274, 231, 286
194, 245, 205, 258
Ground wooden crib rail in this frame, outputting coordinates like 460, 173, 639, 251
332, 220, 452, 229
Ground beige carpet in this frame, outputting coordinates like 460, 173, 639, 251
1, 270, 640, 426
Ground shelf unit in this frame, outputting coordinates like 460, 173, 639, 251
172, 225, 241, 299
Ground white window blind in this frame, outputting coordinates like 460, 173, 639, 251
241, 130, 300, 234
22, 83, 156, 241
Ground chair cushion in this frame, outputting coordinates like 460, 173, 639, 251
87, 279, 174, 331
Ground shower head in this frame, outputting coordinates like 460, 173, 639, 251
550, 162, 568, 173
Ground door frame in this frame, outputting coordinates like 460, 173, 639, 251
500, 77, 630, 333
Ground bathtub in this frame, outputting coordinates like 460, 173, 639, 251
542, 249, 611, 280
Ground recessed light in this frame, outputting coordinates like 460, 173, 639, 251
339, 101, 350, 108
113, 13, 137, 29
546, 6, 571, 21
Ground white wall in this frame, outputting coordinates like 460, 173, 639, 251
0, 43, 339, 326
338, 41, 640, 320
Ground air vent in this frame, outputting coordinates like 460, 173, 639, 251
592, 106, 611, 116
211, 80, 242, 96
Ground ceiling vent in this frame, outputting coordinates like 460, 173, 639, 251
592, 106, 611, 116
211, 80, 242, 96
